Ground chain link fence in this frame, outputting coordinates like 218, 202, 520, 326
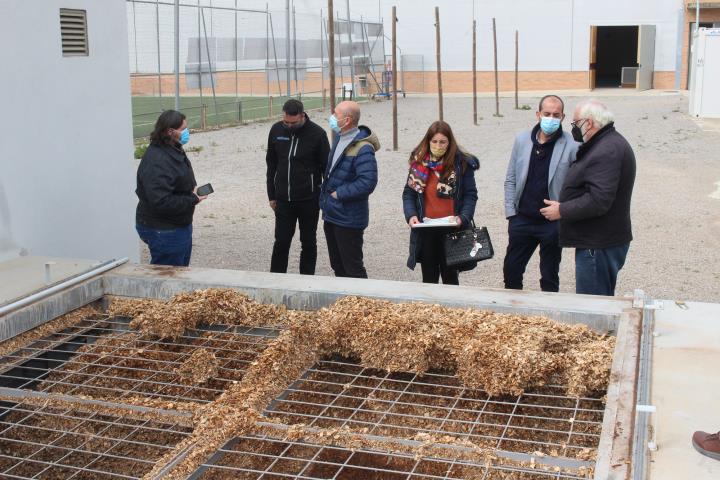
127, 0, 386, 138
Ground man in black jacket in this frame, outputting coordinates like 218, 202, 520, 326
266, 99, 330, 274
540, 100, 636, 296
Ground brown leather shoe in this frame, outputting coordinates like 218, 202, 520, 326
692, 430, 720, 461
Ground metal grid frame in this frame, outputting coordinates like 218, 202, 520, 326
192, 434, 590, 480
188, 357, 602, 479
0, 318, 280, 405
0, 402, 192, 479
264, 359, 604, 458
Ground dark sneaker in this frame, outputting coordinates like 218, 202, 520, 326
692, 431, 720, 461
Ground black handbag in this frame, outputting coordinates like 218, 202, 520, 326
443, 222, 494, 269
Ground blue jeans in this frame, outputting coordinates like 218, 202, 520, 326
136, 224, 193, 267
575, 243, 630, 296
503, 216, 562, 292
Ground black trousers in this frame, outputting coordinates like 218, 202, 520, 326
502, 215, 562, 292
419, 227, 459, 285
323, 221, 368, 278
270, 198, 320, 275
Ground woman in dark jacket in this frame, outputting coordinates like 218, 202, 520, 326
402, 121, 479, 284
135, 110, 207, 266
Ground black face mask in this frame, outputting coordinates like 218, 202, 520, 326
571, 125, 584, 143
284, 118, 305, 131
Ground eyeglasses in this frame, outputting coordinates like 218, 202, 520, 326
570, 118, 589, 129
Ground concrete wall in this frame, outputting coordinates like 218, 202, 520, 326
0, 0, 138, 262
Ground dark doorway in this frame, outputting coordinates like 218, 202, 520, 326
595, 26, 639, 87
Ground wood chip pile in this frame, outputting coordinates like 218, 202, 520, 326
108, 289, 288, 339
0, 289, 614, 479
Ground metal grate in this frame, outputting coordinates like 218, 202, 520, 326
0, 318, 280, 404
60, 9, 89, 57
192, 434, 589, 479
0, 402, 191, 479
263, 359, 604, 458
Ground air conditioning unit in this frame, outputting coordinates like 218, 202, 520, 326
620, 67, 638, 88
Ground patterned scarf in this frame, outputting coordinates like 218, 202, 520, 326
407, 153, 457, 198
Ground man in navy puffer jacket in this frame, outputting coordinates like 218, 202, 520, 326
319, 101, 379, 278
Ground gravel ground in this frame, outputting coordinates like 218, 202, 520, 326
141, 92, 720, 303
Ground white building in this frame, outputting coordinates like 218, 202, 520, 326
0, 0, 138, 262
127, 0, 720, 96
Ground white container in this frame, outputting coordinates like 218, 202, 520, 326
690, 28, 720, 118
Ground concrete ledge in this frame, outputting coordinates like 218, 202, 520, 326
0, 277, 104, 342
103, 264, 632, 332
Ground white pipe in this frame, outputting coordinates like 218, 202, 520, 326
0, 258, 128, 317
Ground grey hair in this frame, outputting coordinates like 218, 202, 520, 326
576, 99, 614, 128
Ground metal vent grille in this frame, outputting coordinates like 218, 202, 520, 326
60, 9, 88, 56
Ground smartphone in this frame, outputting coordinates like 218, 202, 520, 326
196, 183, 214, 196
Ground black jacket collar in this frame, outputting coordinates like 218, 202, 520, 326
157, 142, 187, 162
578, 122, 615, 156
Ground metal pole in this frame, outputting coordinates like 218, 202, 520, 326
284, 0, 290, 97
174, 0, 180, 110
328, 0, 336, 113
472, 19, 477, 125
132, 1, 140, 73
392, 6, 398, 151
515, 30, 519, 110
0, 259, 128, 318
200, 7, 219, 121
293, 3, 298, 95
235, 0, 238, 101
266, 4, 270, 100
696, 2, 700, 34
156, 0, 163, 100
492, 17, 500, 117
361, 21, 382, 93
197, 1, 203, 115
345, 0, 355, 98
435, 6, 443, 121
269, 13, 283, 96
320, 9, 325, 108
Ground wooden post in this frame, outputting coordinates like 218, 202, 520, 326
472, 19, 477, 125
201, 104, 208, 129
237, 101, 243, 123
322, 88, 327, 110
328, 0, 336, 114
392, 6, 398, 151
435, 6, 443, 121
492, 17, 500, 117
515, 30, 519, 110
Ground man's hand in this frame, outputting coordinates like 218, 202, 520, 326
331, 191, 338, 199
540, 199, 561, 221
408, 216, 420, 227
269, 200, 277, 211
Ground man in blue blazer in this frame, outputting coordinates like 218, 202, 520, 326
503, 95, 579, 292
319, 101, 379, 278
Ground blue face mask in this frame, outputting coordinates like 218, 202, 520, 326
179, 128, 190, 145
328, 115, 342, 134
539, 117, 561, 135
